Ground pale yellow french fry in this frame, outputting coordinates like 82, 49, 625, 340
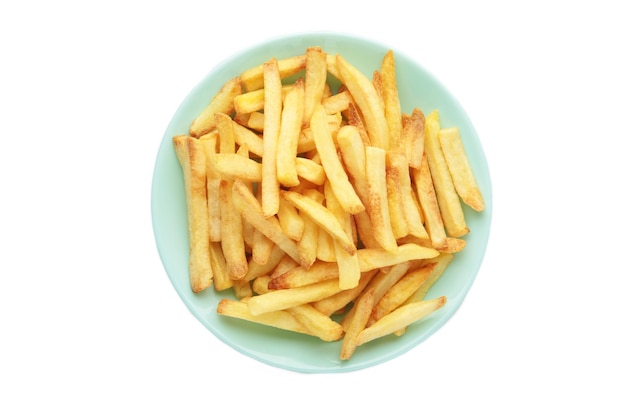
316, 227, 337, 262
287, 304, 344, 342
232, 279, 253, 299
401, 108, 425, 169
340, 288, 375, 360
213, 153, 262, 182
215, 112, 236, 154
268, 260, 339, 290
208, 242, 233, 291
232, 122, 264, 157
276, 78, 305, 187
369, 262, 437, 325
240, 55, 306, 92
413, 153, 447, 249
247, 111, 264, 132
303, 47, 328, 124
217, 299, 307, 334
251, 275, 272, 295
219, 180, 248, 280
439, 127, 485, 212
365, 146, 397, 252
356, 296, 447, 346
311, 269, 377, 316
247, 279, 343, 316
357, 243, 438, 272
261, 58, 282, 217
404, 253, 453, 304
190, 77, 242, 138
233, 84, 294, 114
424, 110, 469, 237
325, 54, 341, 81
282, 190, 357, 256
380, 50, 403, 151
310, 104, 364, 214
231, 180, 300, 262
325, 182, 361, 290
363, 261, 414, 309
294, 157, 326, 185
173, 135, 213, 293
336, 54, 389, 149
202, 134, 222, 242
277, 194, 304, 242
322, 90, 353, 114
244, 245, 285, 282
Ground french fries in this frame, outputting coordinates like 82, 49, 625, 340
172, 46, 486, 360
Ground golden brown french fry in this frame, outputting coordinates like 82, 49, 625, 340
269, 260, 339, 290
215, 112, 236, 154
240, 55, 306, 92
173, 135, 213, 293
356, 296, 447, 346
385, 156, 410, 239
190, 77, 242, 138
276, 78, 305, 187
438, 127, 485, 212
244, 245, 285, 282
340, 288, 375, 360
303, 47, 328, 124
365, 146, 397, 252
357, 243, 438, 272
287, 304, 344, 342
380, 50, 403, 151
310, 104, 364, 214
424, 110, 469, 237
347, 102, 371, 147
261, 58, 282, 217
219, 180, 248, 280
413, 153, 447, 249
337, 54, 389, 149
247, 279, 343, 316
233, 84, 294, 114
369, 262, 437, 324
404, 253, 453, 304
231, 180, 300, 262
363, 261, 414, 308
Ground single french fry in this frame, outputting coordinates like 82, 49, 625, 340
277, 194, 304, 242
246, 111, 264, 132
310, 104, 364, 214
401, 108, 425, 169
247, 279, 343, 316
357, 243, 438, 272
282, 190, 357, 256
261, 58, 282, 217
365, 146, 397, 252
322, 90, 353, 114
337, 54, 389, 150
276, 78, 305, 187
287, 304, 344, 342
219, 180, 248, 279
294, 157, 326, 185
202, 134, 222, 242
380, 50, 403, 151
347, 102, 371, 147
190, 77, 242, 138
269, 260, 339, 290
414, 153, 447, 249
231, 180, 300, 262
325, 182, 361, 290
217, 298, 307, 334
240, 54, 306, 92
303, 47, 328, 124
208, 242, 233, 291
385, 156, 409, 239
340, 288, 375, 360
173, 135, 213, 293
233, 84, 294, 114
213, 153, 262, 182
356, 296, 447, 346
439, 127, 485, 212
312, 269, 377, 316
232, 122, 264, 157
369, 262, 437, 324
424, 110, 469, 237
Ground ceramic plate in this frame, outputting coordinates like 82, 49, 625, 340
151, 32, 492, 373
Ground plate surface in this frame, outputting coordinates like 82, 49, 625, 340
151, 32, 492, 373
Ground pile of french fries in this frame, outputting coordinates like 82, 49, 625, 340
172, 46, 484, 360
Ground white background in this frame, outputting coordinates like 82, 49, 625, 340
1, 0, 625, 415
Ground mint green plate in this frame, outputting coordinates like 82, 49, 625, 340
151, 32, 492, 373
